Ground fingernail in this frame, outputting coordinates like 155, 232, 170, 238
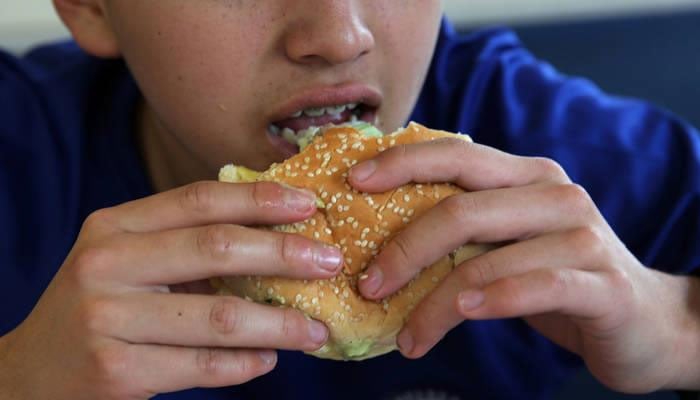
361, 267, 383, 296
350, 160, 377, 182
258, 350, 277, 365
397, 330, 414, 355
284, 188, 316, 212
458, 290, 485, 312
313, 244, 342, 272
308, 320, 328, 344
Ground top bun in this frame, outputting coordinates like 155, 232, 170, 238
213, 122, 492, 361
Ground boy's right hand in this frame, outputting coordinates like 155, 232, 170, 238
0, 181, 342, 400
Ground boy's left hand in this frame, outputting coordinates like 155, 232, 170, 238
348, 137, 698, 393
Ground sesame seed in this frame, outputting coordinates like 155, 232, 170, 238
343, 205, 350, 212
310, 219, 317, 226
304, 157, 311, 163
347, 258, 353, 264
313, 232, 320, 239
333, 287, 340, 294
244, 295, 252, 302
390, 139, 396, 146
306, 172, 314, 178
359, 273, 369, 280
311, 297, 319, 305
285, 164, 291, 170
377, 138, 384, 145
302, 302, 310, 309
403, 217, 410, 224
337, 205, 343, 213
407, 209, 415, 217
338, 220, 345, 227
378, 146, 386, 152
352, 221, 359, 229
345, 305, 352, 312
431, 276, 439, 283
267, 287, 274, 295
342, 289, 350, 298
403, 194, 410, 202
354, 240, 362, 246
301, 165, 309, 170
387, 203, 394, 209
315, 168, 322, 175
324, 228, 332, 235
340, 238, 347, 245
321, 191, 328, 199
346, 194, 354, 201
295, 294, 302, 303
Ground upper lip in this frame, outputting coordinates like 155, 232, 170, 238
269, 83, 382, 123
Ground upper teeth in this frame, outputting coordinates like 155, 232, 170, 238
290, 102, 359, 119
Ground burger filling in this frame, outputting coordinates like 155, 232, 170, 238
268, 103, 380, 150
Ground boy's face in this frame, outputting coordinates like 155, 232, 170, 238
99, 1, 443, 182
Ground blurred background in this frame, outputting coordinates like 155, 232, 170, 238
1, 1, 698, 399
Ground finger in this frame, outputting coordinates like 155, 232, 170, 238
86, 224, 343, 285
359, 183, 604, 299
457, 268, 611, 321
400, 269, 608, 359
110, 343, 277, 394
396, 229, 610, 358
99, 293, 329, 352
348, 138, 570, 193
96, 181, 317, 233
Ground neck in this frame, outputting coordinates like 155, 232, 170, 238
136, 100, 211, 192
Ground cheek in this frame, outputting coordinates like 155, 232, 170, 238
373, 2, 443, 129
107, 3, 276, 163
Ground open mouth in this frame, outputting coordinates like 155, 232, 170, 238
267, 102, 378, 154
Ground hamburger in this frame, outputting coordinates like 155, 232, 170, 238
212, 121, 492, 361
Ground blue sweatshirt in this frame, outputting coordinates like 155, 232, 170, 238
1, 20, 699, 400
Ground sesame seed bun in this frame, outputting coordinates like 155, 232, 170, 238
213, 122, 492, 361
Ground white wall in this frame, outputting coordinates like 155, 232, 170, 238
2, 0, 700, 53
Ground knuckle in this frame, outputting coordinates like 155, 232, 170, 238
532, 157, 568, 182
462, 257, 497, 288
82, 207, 118, 233
250, 181, 283, 209
70, 247, 113, 285
279, 234, 305, 269
386, 234, 413, 267
180, 181, 216, 214
545, 269, 573, 297
441, 193, 475, 225
606, 268, 634, 299
209, 297, 242, 336
279, 308, 303, 342
568, 226, 606, 259
196, 348, 227, 377
552, 183, 594, 216
197, 225, 236, 261
92, 344, 130, 389
79, 297, 119, 335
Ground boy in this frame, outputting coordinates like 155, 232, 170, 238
1, 1, 699, 399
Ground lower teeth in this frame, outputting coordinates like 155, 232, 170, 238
270, 113, 361, 149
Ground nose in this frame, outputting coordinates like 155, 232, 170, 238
283, 1, 375, 66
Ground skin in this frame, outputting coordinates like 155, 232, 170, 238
0, 0, 444, 398
349, 139, 700, 393
1, 0, 699, 398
